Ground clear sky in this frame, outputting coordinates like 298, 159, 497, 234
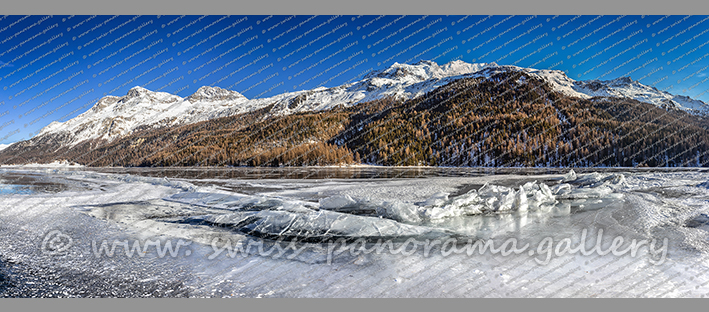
1, 15, 708, 144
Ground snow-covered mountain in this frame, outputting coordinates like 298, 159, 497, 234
476, 65, 708, 112
0, 144, 9, 151
568, 76, 707, 111
33, 60, 499, 146
30, 60, 709, 147
37, 86, 253, 145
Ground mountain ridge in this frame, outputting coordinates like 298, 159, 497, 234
7, 60, 709, 152
4, 69, 708, 168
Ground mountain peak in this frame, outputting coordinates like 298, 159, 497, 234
413, 60, 437, 66
365, 59, 491, 82
187, 86, 246, 102
126, 86, 152, 97
444, 59, 472, 67
609, 76, 634, 85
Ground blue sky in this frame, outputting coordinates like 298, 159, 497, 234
1, 15, 708, 144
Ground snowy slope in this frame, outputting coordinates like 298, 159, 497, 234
37, 86, 249, 145
0, 144, 9, 151
480, 65, 708, 112
32, 60, 708, 147
573, 77, 708, 110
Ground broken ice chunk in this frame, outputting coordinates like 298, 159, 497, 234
319, 195, 357, 209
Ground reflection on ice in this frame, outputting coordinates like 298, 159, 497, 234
0, 184, 33, 195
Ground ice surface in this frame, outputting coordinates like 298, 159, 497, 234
2, 168, 709, 297
419, 180, 557, 219
0, 160, 84, 168
560, 169, 577, 182
377, 201, 423, 224
183, 208, 450, 242
698, 180, 709, 188
318, 195, 357, 210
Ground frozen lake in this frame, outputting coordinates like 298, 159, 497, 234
1, 166, 709, 297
